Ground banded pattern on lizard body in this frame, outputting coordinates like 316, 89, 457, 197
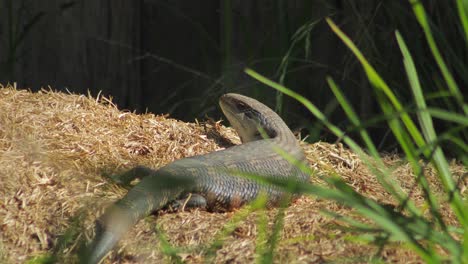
81, 93, 309, 263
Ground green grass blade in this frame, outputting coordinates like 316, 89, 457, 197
325, 18, 428, 156
456, 0, 468, 46
310, 178, 440, 263
156, 226, 184, 264
396, 30, 467, 226
409, 0, 467, 115
326, 77, 416, 210
464, 224, 468, 263
426, 108, 468, 126
205, 196, 267, 263
255, 197, 269, 264
265, 23, 444, 227
326, 77, 377, 155
326, 17, 466, 230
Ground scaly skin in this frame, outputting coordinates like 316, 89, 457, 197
82, 93, 309, 263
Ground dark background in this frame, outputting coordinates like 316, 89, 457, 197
1, 0, 465, 151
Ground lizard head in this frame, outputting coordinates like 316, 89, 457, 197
219, 93, 277, 143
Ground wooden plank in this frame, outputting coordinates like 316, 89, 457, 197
1, 0, 142, 110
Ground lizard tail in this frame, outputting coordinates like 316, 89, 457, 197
81, 172, 192, 264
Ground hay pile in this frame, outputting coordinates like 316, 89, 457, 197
0, 84, 464, 263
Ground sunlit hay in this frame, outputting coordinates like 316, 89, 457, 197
0, 84, 464, 263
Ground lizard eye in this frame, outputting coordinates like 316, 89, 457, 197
235, 101, 250, 112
